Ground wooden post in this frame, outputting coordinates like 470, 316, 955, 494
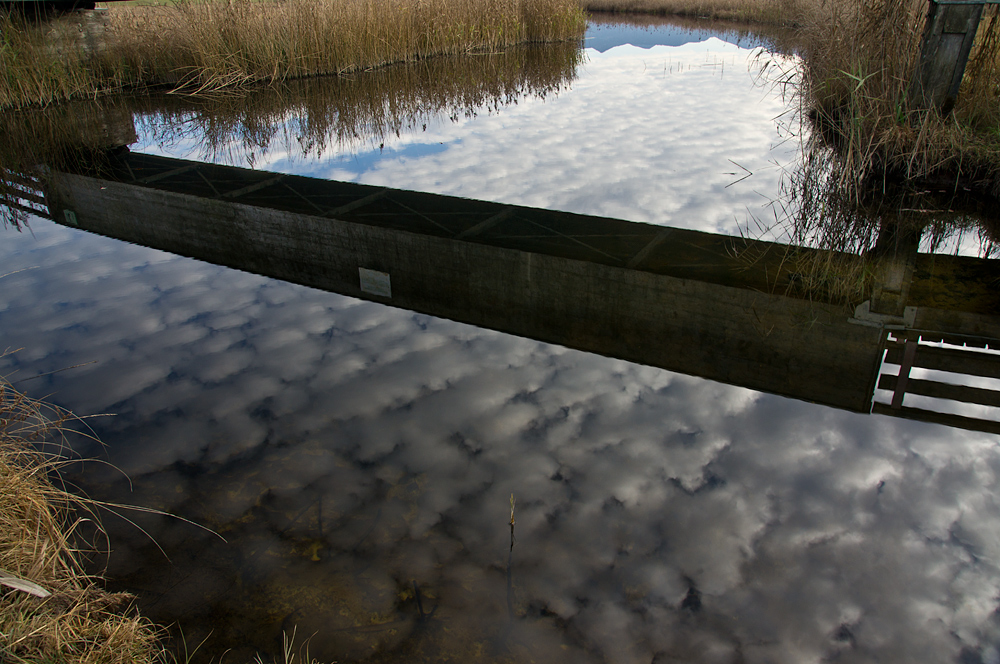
869, 219, 921, 316
908, 0, 985, 115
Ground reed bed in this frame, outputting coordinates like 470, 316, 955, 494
730, 0, 1000, 302
0, 0, 586, 110
738, 115, 999, 306
798, 0, 1000, 201
0, 376, 167, 664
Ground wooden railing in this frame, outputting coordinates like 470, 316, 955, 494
874, 330, 1000, 434
1, 169, 51, 221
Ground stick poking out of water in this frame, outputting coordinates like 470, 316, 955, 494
506, 493, 516, 621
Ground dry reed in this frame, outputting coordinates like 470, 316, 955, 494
799, 0, 1000, 200
0, 0, 585, 110
738, 118, 999, 305
0, 375, 336, 663
730, 0, 1000, 301
0, 375, 167, 664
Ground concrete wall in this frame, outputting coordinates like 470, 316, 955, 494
46, 167, 890, 413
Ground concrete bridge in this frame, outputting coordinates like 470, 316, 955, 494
12, 149, 1000, 433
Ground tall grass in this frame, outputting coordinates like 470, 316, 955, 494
133, 41, 583, 163
730, 0, 1000, 302
0, 0, 585, 110
0, 376, 168, 664
800, 0, 1000, 200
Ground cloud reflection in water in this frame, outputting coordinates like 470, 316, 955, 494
1, 214, 999, 663
137, 38, 800, 240
0, 22, 997, 664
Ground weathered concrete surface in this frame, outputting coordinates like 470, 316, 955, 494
42, 8, 109, 57
45, 155, 892, 413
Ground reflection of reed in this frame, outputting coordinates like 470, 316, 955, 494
0, 42, 581, 227
740, 138, 1000, 306
0, 99, 137, 228
133, 42, 583, 166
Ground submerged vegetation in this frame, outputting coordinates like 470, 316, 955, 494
0, 376, 337, 663
0, 376, 167, 664
0, 0, 585, 110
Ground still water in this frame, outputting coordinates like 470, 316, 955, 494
3, 16, 1000, 664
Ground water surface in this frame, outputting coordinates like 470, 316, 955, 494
1, 15, 999, 664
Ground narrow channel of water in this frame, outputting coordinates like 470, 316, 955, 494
2, 16, 999, 664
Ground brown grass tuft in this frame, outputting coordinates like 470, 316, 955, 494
0, 375, 168, 664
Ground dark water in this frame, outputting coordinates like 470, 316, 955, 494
2, 15, 1000, 664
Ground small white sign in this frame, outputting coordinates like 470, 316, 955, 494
63, 210, 78, 226
359, 268, 391, 298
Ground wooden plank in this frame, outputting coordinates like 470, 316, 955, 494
0, 201, 51, 219
872, 401, 1000, 434
908, 0, 985, 114
934, 333, 994, 348
3, 171, 41, 189
891, 340, 919, 408
9, 189, 46, 206
884, 343, 1000, 379
627, 228, 675, 269
455, 207, 514, 240
878, 373, 1000, 408
139, 164, 196, 184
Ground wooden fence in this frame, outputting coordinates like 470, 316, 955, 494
874, 330, 1000, 434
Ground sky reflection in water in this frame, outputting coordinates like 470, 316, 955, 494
137, 32, 800, 239
1, 18, 1000, 664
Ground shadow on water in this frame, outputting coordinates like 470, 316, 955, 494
2, 27, 1000, 664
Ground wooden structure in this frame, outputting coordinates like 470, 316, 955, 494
909, 0, 996, 114
875, 330, 1000, 433
8, 150, 994, 434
